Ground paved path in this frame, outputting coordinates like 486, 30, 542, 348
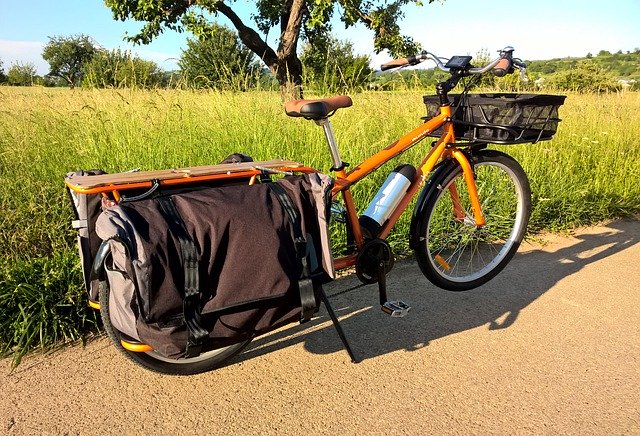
2, 220, 639, 435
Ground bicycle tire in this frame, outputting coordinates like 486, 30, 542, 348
98, 281, 250, 375
414, 149, 531, 291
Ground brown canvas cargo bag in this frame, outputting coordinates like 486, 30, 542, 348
94, 173, 334, 359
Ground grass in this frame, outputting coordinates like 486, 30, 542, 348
1, 86, 640, 363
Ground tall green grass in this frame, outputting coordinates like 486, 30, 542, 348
1, 86, 639, 363
502, 92, 640, 230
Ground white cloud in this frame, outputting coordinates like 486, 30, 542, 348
0, 39, 181, 75
0, 40, 48, 74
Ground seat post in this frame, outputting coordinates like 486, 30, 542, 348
315, 118, 345, 171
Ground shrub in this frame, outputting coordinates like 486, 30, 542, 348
178, 24, 261, 90
6, 62, 36, 86
83, 49, 164, 88
546, 59, 620, 93
300, 35, 373, 93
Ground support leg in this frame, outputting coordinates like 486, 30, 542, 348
320, 289, 359, 363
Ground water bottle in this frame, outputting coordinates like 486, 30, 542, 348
359, 164, 416, 237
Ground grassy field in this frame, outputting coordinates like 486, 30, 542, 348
1, 86, 640, 363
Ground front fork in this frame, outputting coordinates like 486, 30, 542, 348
447, 148, 486, 227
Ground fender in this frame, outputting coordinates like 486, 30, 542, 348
89, 240, 111, 282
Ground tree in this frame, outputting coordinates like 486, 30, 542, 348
300, 35, 372, 92
7, 62, 36, 86
179, 23, 260, 89
105, 0, 434, 98
42, 35, 97, 88
82, 49, 164, 88
0, 58, 7, 83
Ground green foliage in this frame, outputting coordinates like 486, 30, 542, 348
6, 62, 36, 86
371, 68, 447, 91
0, 58, 6, 84
492, 70, 535, 92
178, 24, 260, 90
106, 0, 430, 57
42, 35, 98, 88
82, 48, 164, 88
300, 35, 373, 93
546, 59, 620, 93
0, 250, 97, 366
104, 0, 435, 93
527, 49, 640, 81
365, 2, 423, 56
471, 49, 497, 88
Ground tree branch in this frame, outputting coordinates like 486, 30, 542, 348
213, 1, 278, 67
337, 0, 374, 26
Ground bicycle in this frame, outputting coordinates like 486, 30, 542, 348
65, 46, 565, 374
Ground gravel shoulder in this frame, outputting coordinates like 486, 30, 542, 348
2, 220, 639, 435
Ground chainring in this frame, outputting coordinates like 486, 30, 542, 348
355, 239, 395, 284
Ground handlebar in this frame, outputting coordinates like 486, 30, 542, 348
380, 46, 528, 81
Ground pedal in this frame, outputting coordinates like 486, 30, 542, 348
381, 300, 411, 317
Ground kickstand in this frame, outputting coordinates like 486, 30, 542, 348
319, 288, 359, 363
377, 259, 388, 306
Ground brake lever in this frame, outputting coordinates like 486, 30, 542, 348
513, 59, 529, 83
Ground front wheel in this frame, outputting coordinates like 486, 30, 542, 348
414, 150, 531, 291
98, 281, 250, 375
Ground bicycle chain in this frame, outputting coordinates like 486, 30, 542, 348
325, 282, 368, 299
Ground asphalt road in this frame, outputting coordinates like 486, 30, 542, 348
2, 220, 639, 435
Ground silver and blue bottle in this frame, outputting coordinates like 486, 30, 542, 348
359, 164, 416, 237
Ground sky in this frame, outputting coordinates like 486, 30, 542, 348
1, 0, 639, 75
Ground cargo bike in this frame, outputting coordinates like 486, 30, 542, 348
65, 47, 565, 375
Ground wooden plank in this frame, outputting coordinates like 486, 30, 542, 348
65, 160, 304, 189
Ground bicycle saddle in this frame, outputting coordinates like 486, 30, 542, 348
285, 95, 353, 120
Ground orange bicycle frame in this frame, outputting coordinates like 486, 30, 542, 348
332, 104, 486, 270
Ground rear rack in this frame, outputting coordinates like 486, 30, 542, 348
65, 159, 312, 195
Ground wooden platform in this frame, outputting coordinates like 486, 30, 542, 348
65, 159, 307, 193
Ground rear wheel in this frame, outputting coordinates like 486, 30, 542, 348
414, 150, 531, 291
99, 281, 250, 375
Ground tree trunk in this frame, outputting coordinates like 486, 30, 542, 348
65, 74, 75, 89
274, 0, 305, 100
215, 0, 305, 101
272, 56, 304, 101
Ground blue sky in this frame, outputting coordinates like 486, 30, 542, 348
1, 0, 639, 75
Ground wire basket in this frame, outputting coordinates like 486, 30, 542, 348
423, 93, 566, 144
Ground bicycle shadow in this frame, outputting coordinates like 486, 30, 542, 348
240, 220, 639, 363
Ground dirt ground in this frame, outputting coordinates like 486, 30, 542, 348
1, 220, 639, 435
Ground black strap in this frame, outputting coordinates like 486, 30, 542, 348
269, 183, 317, 323
156, 196, 208, 358
120, 179, 161, 203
